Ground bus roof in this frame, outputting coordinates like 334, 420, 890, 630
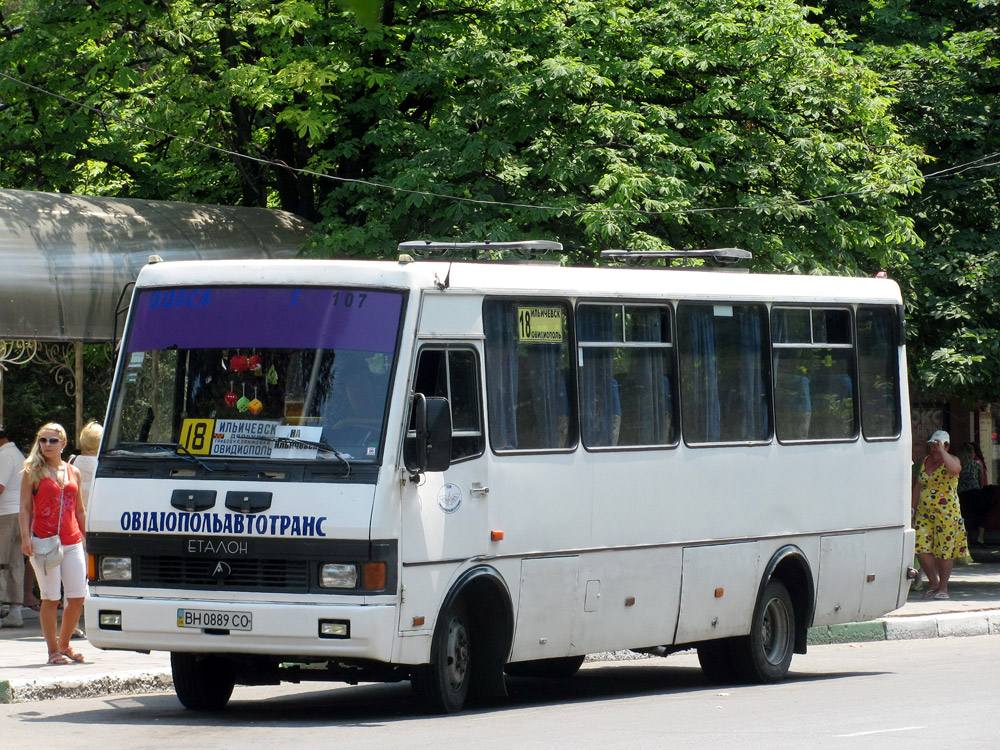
134, 257, 903, 306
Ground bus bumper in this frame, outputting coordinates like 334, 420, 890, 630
84, 595, 399, 662
897, 528, 916, 608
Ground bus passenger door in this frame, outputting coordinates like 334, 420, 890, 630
401, 345, 489, 563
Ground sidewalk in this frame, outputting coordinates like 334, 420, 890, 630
808, 552, 1000, 644
3, 552, 1000, 704
0, 605, 172, 703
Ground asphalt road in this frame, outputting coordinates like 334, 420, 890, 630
3, 636, 997, 750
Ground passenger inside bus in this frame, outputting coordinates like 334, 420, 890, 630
323, 355, 387, 455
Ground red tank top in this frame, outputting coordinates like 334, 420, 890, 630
31, 471, 83, 545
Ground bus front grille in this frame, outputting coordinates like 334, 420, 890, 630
138, 556, 310, 592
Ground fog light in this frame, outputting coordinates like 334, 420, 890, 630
319, 619, 350, 638
320, 563, 358, 588
101, 556, 133, 581
99, 610, 122, 630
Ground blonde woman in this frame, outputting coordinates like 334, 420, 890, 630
70, 420, 103, 514
19, 423, 87, 665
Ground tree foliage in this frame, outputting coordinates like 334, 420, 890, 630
2, 0, 996, 400
1, 0, 922, 270
0, 344, 113, 453
820, 0, 1000, 402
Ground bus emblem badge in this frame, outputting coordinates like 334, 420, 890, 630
212, 561, 233, 581
437, 483, 462, 514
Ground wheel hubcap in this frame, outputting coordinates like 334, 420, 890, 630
444, 617, 469, 690
761, 597, 790, 666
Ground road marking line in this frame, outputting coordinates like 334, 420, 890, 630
837, 726, 925, 737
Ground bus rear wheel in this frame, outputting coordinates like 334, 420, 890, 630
170, 652, 236, 710
412, 601, 472, 713
730, 579, 795, 684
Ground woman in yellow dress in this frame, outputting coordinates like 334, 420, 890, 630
912, 430, 967, 599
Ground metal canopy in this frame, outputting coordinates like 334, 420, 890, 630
0, 188, 312, 342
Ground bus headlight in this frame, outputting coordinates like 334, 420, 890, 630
320, 563, 358, 589
100, 556, 133, 581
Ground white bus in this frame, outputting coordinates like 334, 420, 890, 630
85, 243, 914, 713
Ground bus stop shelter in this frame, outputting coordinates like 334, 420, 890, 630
0, 188, 313, 440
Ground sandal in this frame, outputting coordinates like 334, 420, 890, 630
60, 647, 85, 663
922, 589, 939, 599
933, 591, 950, 600
48, 652, 71, 665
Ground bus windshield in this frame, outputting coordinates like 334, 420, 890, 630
105, 286, 405, 463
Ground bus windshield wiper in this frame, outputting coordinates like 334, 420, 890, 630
103, 442, 215, 472
167, 443, 216, 473
243, 434, 352, 476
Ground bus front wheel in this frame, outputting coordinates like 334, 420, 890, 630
412, 601, 472, 713
731, 579, 795, 683
170, 652, 236, 710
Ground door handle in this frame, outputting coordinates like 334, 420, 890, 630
471, 484, 490, 496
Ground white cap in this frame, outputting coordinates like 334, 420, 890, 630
928, 430, 950, 445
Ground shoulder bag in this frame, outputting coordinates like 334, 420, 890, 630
32, 484, 64, 574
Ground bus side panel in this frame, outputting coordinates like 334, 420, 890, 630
510, 549, 685, 662
896, 528, 916, 608
509, 556, 581, 661
570, 546, 683, 654
674, 542, 760, 643
591, 444, 903, 551
393, 557, 523, 666
393, 562, 450, 664
488, 451, 592, 556
860, 527, 911, 622
814, 534, 866, 624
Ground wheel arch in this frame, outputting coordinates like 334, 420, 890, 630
759, 545, 815, 654
436, 564, 514, 698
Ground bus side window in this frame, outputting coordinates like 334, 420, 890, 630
677, 303, 770, 445
857, 306, 902, 439
414, 348, 484, 462
578, 303, 676, 448
772, 307, 856, 442
484, 300, 575, 452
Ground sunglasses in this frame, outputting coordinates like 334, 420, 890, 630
37, 437, 62, 445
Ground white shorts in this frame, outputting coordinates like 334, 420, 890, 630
31, 541, 87, 600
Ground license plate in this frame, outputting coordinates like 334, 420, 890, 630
176, 608, 252, 631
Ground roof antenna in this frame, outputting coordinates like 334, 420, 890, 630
435, 263, 452, 290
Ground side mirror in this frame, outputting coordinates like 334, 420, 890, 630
404, 394, 452, 475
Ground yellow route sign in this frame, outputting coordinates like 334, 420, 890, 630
517, 306, 563, 343
179, 418, 215, 455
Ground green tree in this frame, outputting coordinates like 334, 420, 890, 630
1, 0, 923, 270
820, 0, 1000, 402
1, 344, 113, 454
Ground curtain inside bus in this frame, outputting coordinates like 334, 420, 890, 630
857, 306, 901, 438
484, 300, 573, 451
679, 303, 769, 444
578, 306, 617, 446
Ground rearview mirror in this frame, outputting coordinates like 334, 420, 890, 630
404, 395, 452, 475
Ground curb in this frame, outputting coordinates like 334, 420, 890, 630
806, 621, 886, 645
807, 610, 1000, 645
0, 670, 173, 704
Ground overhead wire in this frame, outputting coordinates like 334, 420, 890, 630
0, 69, 997, 217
